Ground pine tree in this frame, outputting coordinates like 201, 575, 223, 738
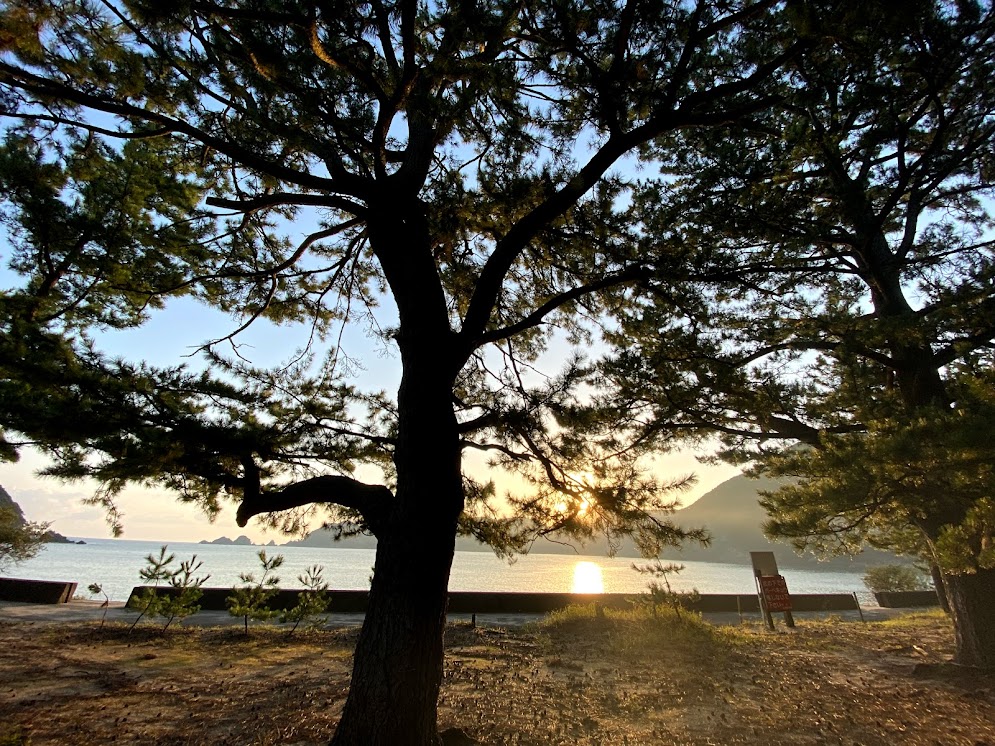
127, 545, 177, 632
281, 565, 331, 635
0, 2, 797, 740
603, 1, 995, 666
0, 506, 47, 572
227, 550, 284, 635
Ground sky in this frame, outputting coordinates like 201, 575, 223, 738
3, 445, 739, 544
1, 291, 741, 543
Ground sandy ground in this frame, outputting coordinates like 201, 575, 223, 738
0, 598, 909, 628
0, 603, 991, 745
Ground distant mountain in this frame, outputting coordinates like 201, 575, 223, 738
283, 528, 481, 552
0, 484, 25, 521
280, 473, 900, 570
660, 473, 898, 570
284, 531, 377, 549
199, 534, 254, 546
0, 483, 84, 544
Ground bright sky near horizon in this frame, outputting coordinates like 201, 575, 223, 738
1, 271, 740, 544
2, 446, 740, 544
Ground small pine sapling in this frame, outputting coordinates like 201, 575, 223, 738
281, 564, 331, 634
227, 550, 284, 635
88, 582, 110, 627
128, 545, 176, 632
156, 556, 210, 631
631, 560, 699, 621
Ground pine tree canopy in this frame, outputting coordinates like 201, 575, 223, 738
600, 0, 995, 569
0, 0, 799, 554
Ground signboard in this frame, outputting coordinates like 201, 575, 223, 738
750, 551, 780, 578
758, 574, 792, 612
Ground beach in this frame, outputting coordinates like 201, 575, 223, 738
2, 602, 992, 745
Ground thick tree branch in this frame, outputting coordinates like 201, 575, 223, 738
933, 325, 995, 368
458, 38, 799, 352
236, 468, 393, 536
206, 193, 367, 216
458, 133, 639, 345
0, 63, 369, 197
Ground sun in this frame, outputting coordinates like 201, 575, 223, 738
571, 561, 605, 594
554, 496, 592, 517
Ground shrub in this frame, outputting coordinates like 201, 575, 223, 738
0, 506, 48, 573
126, 546, 210, 632
127, 545, 177, 632
631, 560, 699, 620
862, 564, 930, 593
88, 582, 110, 627
281, 564, 331, 634
157, 556, 209, 631
227, 550, 284, 635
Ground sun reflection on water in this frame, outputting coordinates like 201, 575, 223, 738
571, 561, 605, 594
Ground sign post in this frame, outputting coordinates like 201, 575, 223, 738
750, 552, 795, 629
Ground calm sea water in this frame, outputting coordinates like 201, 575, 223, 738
5, 537, 874, 605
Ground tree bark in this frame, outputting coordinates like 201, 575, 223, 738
330, 519, 457, 745
331, 201, 464, 745
329, 368, 462, 745
943, 567, 995, 668
929, 562, 951, 614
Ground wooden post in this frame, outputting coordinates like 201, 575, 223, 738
754, 571, 775, 631
751, 552, 793, 630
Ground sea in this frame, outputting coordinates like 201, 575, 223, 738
5, 537, 878, 606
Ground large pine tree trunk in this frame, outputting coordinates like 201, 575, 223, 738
929, 562, 951, 614
330, 375, 462, 745
943, 568, 995, 668
330, 518, 457, 745
331, 233, 464, 744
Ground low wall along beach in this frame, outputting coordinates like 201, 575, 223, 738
125, 586, 907, 615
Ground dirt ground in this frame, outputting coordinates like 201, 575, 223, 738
0, 607, 992, 745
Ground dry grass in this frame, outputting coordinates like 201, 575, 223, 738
1, 608, 993, 745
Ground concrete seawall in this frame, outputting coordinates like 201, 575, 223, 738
126, 587, 864, 614
0, 577, 78, 604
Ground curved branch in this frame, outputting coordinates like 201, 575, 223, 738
472, 264, 649, 349
1, 111, 173, 140
236, 471, 393, 535
0, 62, 368, 196
206, 193, 367, 216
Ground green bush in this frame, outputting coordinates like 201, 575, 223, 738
227, 550, 284, 635
0, 506, 48, 573
631, 560, 699, 620
281, 564, 331, 634
862, 564, 930, 593
126, 546, 209, 632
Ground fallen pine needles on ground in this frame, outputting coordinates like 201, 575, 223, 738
0, 607, 992, 745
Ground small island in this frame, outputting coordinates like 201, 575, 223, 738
199, 535, 254, 546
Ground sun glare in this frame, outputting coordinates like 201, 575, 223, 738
571, 561, 605, 594
554, 496, 592, 517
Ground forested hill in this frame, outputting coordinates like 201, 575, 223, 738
529, 472, 899, 569
0, 484, 25, 521
284, 473, 900, 570
659, 473, 898, 570
0, 484, 80, 544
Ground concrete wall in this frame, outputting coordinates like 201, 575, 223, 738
873, 590, 940, 608
126, 587, 861, 614
0, 577, 78, 604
